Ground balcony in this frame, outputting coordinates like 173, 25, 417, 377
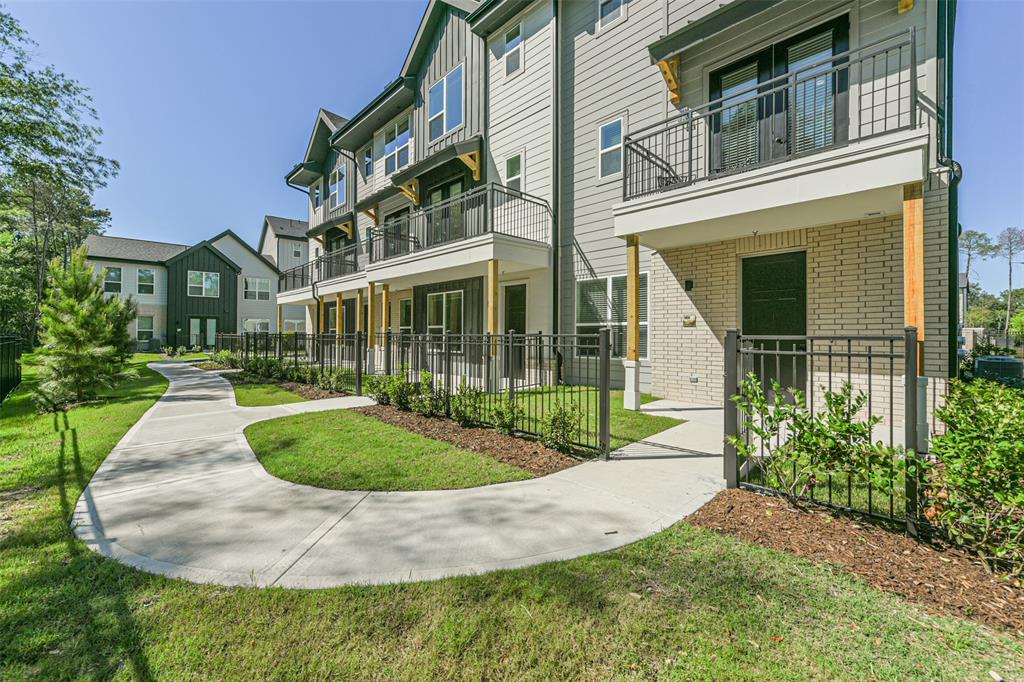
615, 30, 928, 249
368, 184, 550, 263
278, 243, 365, 295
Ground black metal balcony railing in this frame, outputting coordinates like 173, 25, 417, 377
368, 183, 551, 263
279, 260, 316, 293
623, 29, 917, 202
279, 243, 365, 293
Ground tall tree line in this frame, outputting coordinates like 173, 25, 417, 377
0, 8, 118, 345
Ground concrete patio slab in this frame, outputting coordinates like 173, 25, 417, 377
73, 363, 724, 588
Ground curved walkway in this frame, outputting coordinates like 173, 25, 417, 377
73, 362, 723, 588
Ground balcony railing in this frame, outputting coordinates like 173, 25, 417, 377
279, 243, 365, 293
368, 183, 551, 263
623, 29, 917, 202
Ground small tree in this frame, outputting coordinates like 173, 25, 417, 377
33, 247, 136, 408
995, 227, 1024, 334
959, 229, 994, 308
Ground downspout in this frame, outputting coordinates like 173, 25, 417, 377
937, 0, 962, 379
551, 0, 560, 335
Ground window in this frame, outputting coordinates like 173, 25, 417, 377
244, 277, 270, 301
427, 64, 464, 142
284, 319, 305, 333
384, 117, 411, 175
292, 245, 302, 259
598, 118, 623, 178
136, 315, 154, 342
137, 268, 155, 295
243, 318, 270, 333
312, 180, 322, 209
504, 24, 523, 76
103, 267, 122, 293
399, 299, 413, 333
362, 146, 374, 177
574, 274, 647, 358
187, 270, 220, 298
328, 166, 346, 208
505, 154, 522, 193
426, 290, 463, 337
598, 0, 623, 28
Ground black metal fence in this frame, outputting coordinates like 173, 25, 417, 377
0, 335, 22, 407
723, 327, 926, 534
624, 29, 916, 201
217, 329, 612, 454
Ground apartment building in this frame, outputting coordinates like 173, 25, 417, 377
257, 215, 310, 331
85, 230, 282, 348
275, 0, 958, 410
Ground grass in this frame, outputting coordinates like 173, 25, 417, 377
232, 380, 306, 407
2, 356, 1023, 679
245, 410, 532, 490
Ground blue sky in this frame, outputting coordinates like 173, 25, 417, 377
6, 0, 1022, 294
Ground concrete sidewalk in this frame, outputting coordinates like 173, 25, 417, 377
73, 363, 723, 588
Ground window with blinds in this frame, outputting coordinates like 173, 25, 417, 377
574, 275, 647, 358
789, 29, 834, 155
718, 62, 760, 172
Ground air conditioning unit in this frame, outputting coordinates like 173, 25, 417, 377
975, 355, 1024, 381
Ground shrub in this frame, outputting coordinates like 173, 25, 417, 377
491, 394, 522, 435
175, 346, 187, 357
728, 374, 904, 502
161, 346, 175, 357
926, 379, 1024, 575
210, 350, 234, 367
364, 374, 390, 405
411, 370, 447, 417
541, 401, 582, 453
386, 367, 417, 411
450, 379, 483, 427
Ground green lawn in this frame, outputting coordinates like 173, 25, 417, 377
232, 380, 306, 407
245, 409, 532, 490
2, 356, 1022, 679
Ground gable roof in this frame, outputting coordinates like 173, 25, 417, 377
164, 240, 242, 273
83, 234, 189, 264
401, 0, 479, 77
258, 215, 308, 254
209, 229, 281, 275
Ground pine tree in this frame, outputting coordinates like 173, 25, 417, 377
33, 246, 136, 409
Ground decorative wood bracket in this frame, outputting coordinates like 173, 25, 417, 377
398, 179, 420, 205
897, 0, 914, 14
457, 151, 482, 181
361, 204, 379, 226
338, 221, 354, 240
656, 57, 681, 105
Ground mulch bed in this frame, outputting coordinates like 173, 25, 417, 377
689, 488, 1024, 633
221, 372, 345, 401
354, 404, 583, 477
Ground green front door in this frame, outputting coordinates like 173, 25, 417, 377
742, 251, 807, 394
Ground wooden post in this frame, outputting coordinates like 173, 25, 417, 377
487, 259, 499, 335
367, 282, 377, 348
626, 234, 640, 362
277, 304, 283, 333
335, 296, 342, 334
903, 182, 925, 374
381, 284, 391, 335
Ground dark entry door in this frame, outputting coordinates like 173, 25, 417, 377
742, 251, 807, 395
426, 178, 464, 246
503, 284, 527, 378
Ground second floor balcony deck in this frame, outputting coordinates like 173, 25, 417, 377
278, 183, 551, 295
622, 30, 919, 203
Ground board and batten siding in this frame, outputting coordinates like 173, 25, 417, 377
275, 237, 308, 272
486, 0, 555, 204
357, 106, 416, 201
165, 246, 238, 346
412, 5, 485, 162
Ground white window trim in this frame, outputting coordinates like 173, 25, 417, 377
328, 165, 346, 208
362, 146, 374, 178
597, 115, 626, 181
103, 266, 122, 294
244, 276, 271, 301
427, 63, 465, 143
136, 315, 154, 341
242, 318, 271, 333
384, 115, 412, 177
573, 273, 648, 359
597, 0, 627, 31
187, 270, 220, 298
398, 298, 413, 334
284, 319, 305, 333
503, 22, 524, 78
292, 245, 302, 259
426, 289, 464, 336
504, 150, 525, 193
137, 268, 155, 295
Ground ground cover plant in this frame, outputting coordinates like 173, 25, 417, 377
1, 357, 1023, 679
